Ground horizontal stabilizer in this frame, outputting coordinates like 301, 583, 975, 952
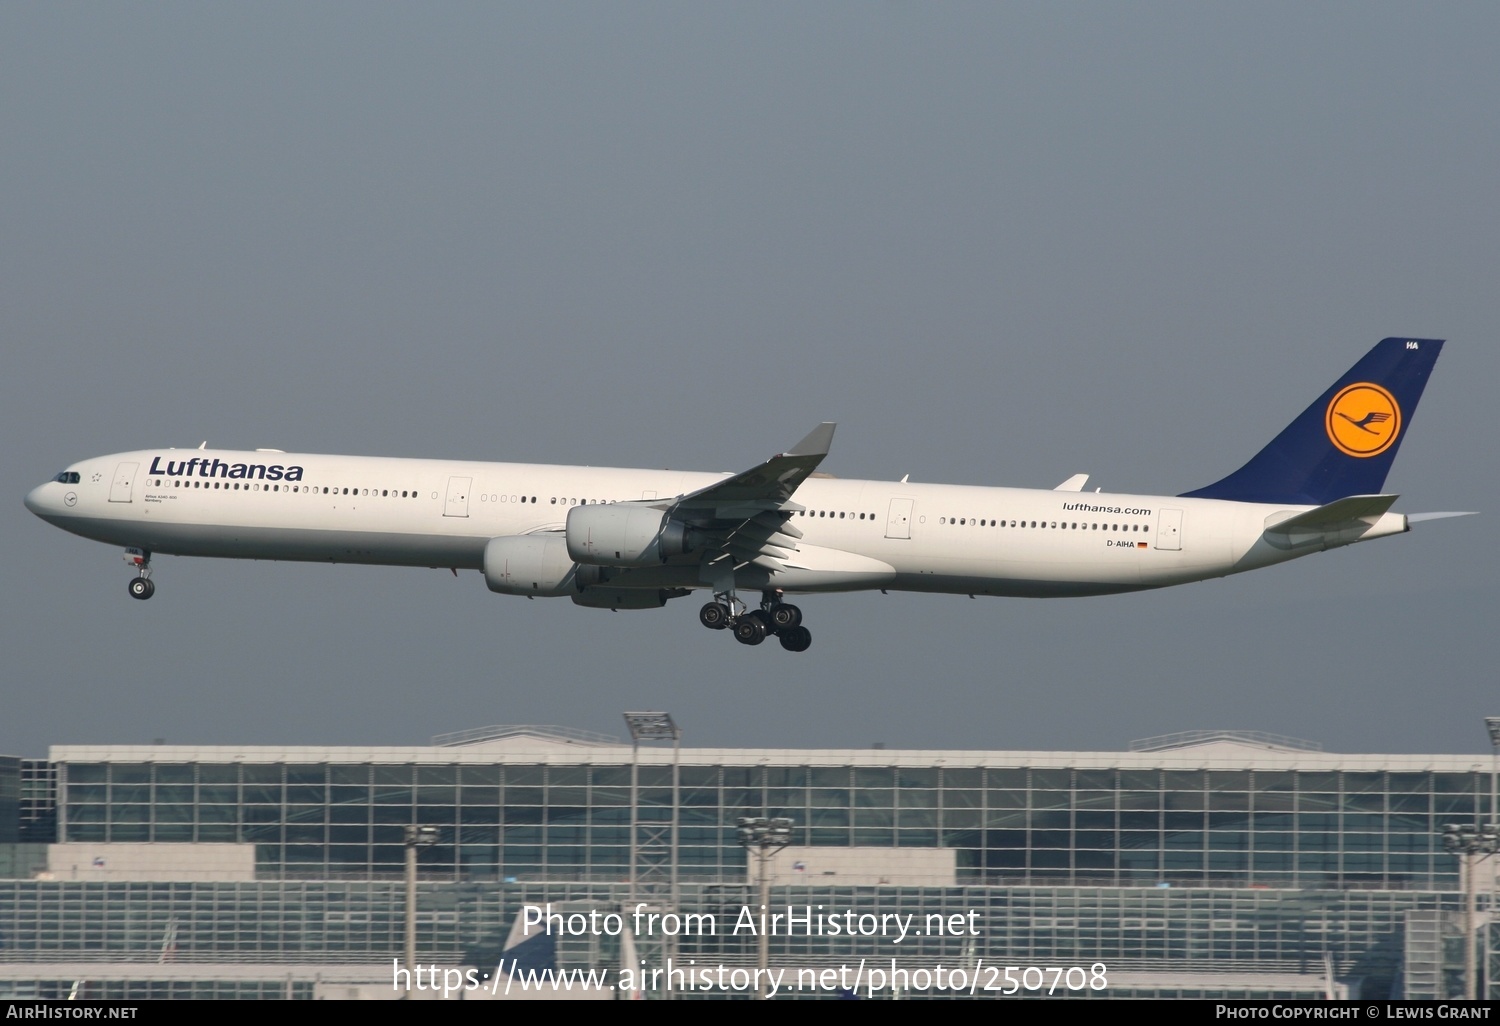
1262, 494, 1408, 551
1265, 494, 1399, 533
1054, 474, 1089, 492
1406, 511, 1478, 524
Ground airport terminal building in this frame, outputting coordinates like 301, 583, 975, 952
0, 726, 1496, 999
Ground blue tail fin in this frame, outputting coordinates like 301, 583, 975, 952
1180, 337, 1444, 505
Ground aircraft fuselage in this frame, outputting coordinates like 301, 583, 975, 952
24, 448, 1404, 599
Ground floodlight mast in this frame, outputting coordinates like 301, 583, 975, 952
1441, 818, 1499, 1000
737, 816, 794, 1000
403, 824, 439, 998
624, 712, 681, 997
1487, 717, 1500, 834
1486, 717, 1500, 999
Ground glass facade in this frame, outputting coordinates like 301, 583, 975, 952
1, 737, 1489, 999
0, 758, 18, 844
53, 748, 1489, 890
0, 880, 1472, 999
20, 760, 57, 844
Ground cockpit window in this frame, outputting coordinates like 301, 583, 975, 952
53, 471, 80, 484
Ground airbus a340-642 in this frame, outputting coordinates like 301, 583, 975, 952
26, 338, 1470, 652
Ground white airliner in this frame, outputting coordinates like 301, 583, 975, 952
25, 338, 1470, 652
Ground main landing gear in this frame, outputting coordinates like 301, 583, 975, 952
699, 590, 812, 652
124, 548, 155, 600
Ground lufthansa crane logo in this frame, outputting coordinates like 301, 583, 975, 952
1326, 382, 1401, 458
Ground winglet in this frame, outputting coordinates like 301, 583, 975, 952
1054, 474, 1090, 492
784, 422, 836, 458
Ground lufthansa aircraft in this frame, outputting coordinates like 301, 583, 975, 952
25, 338, 1469, 652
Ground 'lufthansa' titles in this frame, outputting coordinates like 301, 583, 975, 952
148, 456, 305, 481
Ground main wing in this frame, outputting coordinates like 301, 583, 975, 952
667, 423, 835, 577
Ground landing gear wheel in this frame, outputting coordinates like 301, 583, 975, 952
699, 602, 732, 630
779, 625, 812, 652
128, 577, 155, 600
733, 617, 768, 646
769, 603, 802, 631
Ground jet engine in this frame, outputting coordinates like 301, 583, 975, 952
483, 535, 579, 597
565, 504, 696, 566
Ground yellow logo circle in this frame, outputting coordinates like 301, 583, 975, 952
1325, 382, 1401, 458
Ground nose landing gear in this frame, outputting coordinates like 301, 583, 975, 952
124, 548, 155, 600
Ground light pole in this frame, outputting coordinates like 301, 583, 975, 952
737, 816, 793, 1000
623, 712, 681, 902
404, 824, 438, 997
1486, 718, 1500, 834
1441, 823, 1499, 1000
624, 712, 681, 998
1487, 718, 1500, 998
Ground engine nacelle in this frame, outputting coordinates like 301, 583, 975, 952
483, 535, 579, 597
571, 587, 690, 611
565, 503, 695, 566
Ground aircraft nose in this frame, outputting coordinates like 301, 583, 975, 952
25, 483, 51, 516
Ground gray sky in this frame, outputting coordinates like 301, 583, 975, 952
3, 3, 1495, 759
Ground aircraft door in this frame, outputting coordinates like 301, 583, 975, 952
1155, 508, 1183, 550
885, 498, 914, 539
444, 476, 472, 518
109, 462, 138, 503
